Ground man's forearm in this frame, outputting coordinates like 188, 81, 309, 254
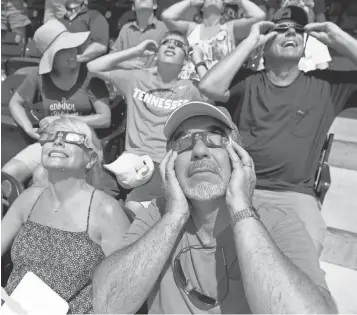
199, 37, 255, 101
335, 30, 357, 66
239, 0, 266, 19
93, 212, 188, 314
161, 0, 190, 22
233, 218, 336, 313
87, 46, 140, 72
78, 42, 108, 63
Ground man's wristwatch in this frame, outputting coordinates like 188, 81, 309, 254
231, 206, 260, 228
194, 61, 207, 72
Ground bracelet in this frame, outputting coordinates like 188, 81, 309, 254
194, 61, 207, 72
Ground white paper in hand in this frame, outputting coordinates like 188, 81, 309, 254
1, 272, 69, 315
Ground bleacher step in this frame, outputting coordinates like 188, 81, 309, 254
321, 227, 357, 270
329, 139, 357, 171
322, 167, 357, 238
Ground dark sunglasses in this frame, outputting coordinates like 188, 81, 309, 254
271, 23, 305, 34
39, 131, 89, 150
173, 245, 229, 310
161, 38, 188, 54
170, 131, 230, 154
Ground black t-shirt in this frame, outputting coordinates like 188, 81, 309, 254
222, 69, 357, 196
18, 64, 108, 117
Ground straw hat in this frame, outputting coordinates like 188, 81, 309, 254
34, 19, 90, 75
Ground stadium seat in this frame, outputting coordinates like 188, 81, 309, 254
24, 38, 42, 59
1, 32, 25, 59
1, 172, 23, 286
1, 172, 24, 216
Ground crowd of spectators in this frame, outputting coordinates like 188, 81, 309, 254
1, 0, 357, 314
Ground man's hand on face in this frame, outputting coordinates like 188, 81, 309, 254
54, 4, 67, 19
248, 21, 278, 51
76, 54, 87, 63
304, 22, 344, 50
136, 40, 159, 57
160, 150, 190, 220
225, 142, 256, 215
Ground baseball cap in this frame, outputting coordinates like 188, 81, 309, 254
104, 153, 155, 189
164, 101, 236, 140
272, 5, 308, 26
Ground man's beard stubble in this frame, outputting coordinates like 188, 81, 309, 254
182, 181, 229, 201
182, 159, 229, 201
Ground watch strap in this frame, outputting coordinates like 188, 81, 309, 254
231, 206, 260, 228
194, 61, 207, 72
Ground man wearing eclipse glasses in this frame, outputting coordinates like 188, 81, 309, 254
93, 101, 336, 313
87, 30, 209, 215
199, 5, 357, 256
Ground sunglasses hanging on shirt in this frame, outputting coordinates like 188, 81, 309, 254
173, 245, 229, 310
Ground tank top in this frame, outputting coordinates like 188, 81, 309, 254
5, 189, 105, 314
179, 23, 235, 81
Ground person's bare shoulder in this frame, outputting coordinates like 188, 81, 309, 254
91, 190, 128, 223
10, 185, 47, 222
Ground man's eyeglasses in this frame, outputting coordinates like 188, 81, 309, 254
271, 23, 305, 34
170, 131, 230, 154
173, 245, 229, 310
65, 1, 82, 14
39, 131, 89, 150
161, 38, 188, 55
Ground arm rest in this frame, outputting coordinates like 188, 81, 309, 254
101, 125, 126, 148
101, 125, 126, 164
2, 171, 24, 214
314, 133, 335, 205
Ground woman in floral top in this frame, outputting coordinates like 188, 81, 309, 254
162, 0, 265, 81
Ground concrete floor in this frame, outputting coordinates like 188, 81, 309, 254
319, 105, 357, 312
321, 261, 357, 314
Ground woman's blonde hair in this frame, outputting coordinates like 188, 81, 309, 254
48, 117, 103, 186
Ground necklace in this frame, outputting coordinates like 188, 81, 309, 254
48, 183, 84, 213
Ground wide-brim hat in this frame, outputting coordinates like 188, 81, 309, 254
34, 19, 90, 75
164, 101, 236, 140
272, 5, 308, 26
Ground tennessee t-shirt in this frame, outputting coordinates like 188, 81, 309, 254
221, 69, 357, 196
117, 197, 329, 313
17, 64, 108, 118
109, 69, 207, 163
